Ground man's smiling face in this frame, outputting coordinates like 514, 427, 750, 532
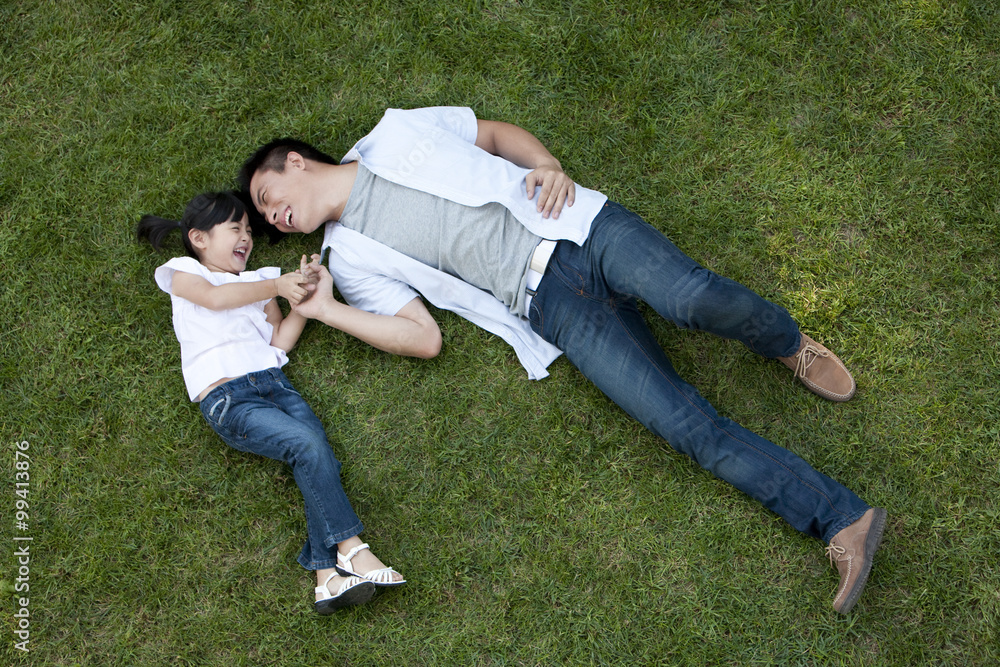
248, 153, 326, 235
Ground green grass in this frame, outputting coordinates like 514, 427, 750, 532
2, 0, 999, 664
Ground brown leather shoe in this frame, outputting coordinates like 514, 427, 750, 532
778, 333, 856, 401
827, 507, 887, 613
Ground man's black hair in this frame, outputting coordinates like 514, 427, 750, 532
237, 138, 339, 244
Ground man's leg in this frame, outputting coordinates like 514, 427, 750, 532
529, 214, 884, 610
529, 276, 866, 542
574, 202, 854, 400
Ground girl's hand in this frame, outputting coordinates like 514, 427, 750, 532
296, 254, 320, 303
275, 271, 309, 305
303, 253, 325, 279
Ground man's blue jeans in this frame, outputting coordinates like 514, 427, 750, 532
529, 201, 869, 542
200, 368, 363, 569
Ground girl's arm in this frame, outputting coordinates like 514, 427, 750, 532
265, 299, 308, 352
171, 271, 308, 311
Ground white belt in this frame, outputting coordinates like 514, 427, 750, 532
524, 239, 557, 313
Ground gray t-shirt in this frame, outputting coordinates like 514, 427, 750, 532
339, 164, 542, 316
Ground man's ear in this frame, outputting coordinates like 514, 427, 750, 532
286, 151, 307, 171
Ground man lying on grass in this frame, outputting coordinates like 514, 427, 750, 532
238, 106, 886, 614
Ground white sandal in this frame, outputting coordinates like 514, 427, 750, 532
335, 542, 406, 587
313, 573, 375, 615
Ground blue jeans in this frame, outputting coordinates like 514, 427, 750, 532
529, 201, 869, 542
200, 368, 363, 569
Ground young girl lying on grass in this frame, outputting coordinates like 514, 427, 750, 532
137, 191, 404, 614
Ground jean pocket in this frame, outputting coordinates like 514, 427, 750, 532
548, 256, 588, 295
280, 382, 303, 398
206, 394, 231, 426
202, 394, 252, 450
528, 298, 544, 334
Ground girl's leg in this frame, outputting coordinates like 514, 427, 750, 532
200, 369, 363, 572
270, 383, 404, 583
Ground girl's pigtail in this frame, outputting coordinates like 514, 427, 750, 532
136, 214, 183, 252
137, 192, 245, 258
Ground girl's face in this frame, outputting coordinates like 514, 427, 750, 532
193, 214, 253, 274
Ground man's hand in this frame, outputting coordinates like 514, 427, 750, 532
291, 256, 336, 319
475, 119, 577, 220
525, 161, 576, 220
290, 253, 441, 357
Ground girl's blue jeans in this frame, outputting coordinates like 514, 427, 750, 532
200, 368, 363, 570
529, 201, 869, 542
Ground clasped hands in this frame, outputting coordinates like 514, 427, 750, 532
272, 254, 335, 316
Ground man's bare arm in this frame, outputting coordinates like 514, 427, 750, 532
475, 119, 576, 219
292, 264, 441, 359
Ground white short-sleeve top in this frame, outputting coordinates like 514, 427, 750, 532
154, 256, 288, 401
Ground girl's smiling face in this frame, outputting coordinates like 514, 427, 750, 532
191, 214, 253, 274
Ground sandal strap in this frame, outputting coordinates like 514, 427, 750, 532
314, 571, 340, 598
362, 567, 402, 585
334, 576, 366, 596
338, 542, 371, 569
316, 573, 367, 600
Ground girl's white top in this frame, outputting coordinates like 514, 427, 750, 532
155, 256, 289, 401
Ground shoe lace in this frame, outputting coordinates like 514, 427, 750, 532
794, 343, 830, 380
825, 543, 847, 566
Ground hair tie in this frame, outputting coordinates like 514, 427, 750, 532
177, 220, 184, 229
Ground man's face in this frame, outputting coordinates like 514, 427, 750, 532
248, 153, 325, 235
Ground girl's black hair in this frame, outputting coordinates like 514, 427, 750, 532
136, 191, 247, 258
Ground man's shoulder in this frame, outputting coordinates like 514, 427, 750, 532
371, 106, 477, 141
321, 225, 383, 277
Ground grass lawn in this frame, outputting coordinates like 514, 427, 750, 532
2, 0, 999, 664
